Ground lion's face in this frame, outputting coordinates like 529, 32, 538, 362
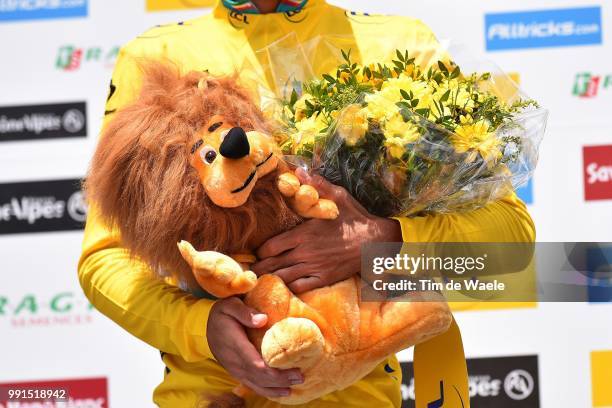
189, 114, 280, 208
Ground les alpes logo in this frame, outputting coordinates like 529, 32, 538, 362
583, 145, 612, 201
573, 72, 612, 98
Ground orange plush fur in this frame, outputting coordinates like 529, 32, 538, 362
86, 62, 451, 405
86, 63, 301, 289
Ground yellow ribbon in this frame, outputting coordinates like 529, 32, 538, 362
414, 317, 469, 408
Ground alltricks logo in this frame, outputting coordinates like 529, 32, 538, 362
583, 145, 612, 201
573, 72, 612, 98
485, 7, 603, 51
516, 178, 533, 205
0, 0, 88, 23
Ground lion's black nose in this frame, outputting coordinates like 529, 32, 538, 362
220, 127, 250, 159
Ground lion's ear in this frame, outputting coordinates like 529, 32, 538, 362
197, 78, 208, 90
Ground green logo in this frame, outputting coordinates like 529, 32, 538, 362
56, 45, 120, 71
573, 72, 612, 98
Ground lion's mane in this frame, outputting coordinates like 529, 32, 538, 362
85, 62, 300, 290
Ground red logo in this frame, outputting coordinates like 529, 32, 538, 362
583, 145, 612, 201
0, 378, 107, 407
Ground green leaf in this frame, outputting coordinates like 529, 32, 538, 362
415, 108, 430, 117
411, 98, 419, 108
440, 89, 451, 102
396, 49, 404, 62
322, 74, 336, 84
400, 89, 411, 100
290, 89, 298, 106
450, 66, 461, 79
396, 101, 411, 109
437, 61, 448, 74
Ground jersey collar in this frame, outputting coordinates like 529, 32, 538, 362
220, 0, 309, 14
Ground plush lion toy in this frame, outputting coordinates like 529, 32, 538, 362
86, 62, 451, 406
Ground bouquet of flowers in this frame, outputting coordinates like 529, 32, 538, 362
277, 49, 547, 217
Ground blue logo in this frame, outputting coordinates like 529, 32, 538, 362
516, 178, 533, 204
0, 0, 88, 23
485, 7, 602, 51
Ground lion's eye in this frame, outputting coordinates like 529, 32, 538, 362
208, 122, 223, 132
200, 146, 217, 164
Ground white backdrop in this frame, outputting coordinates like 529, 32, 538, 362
0, 1, 611, 407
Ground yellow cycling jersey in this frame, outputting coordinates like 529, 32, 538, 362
78, 1, 536, 406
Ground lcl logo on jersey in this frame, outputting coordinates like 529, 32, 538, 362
0, 179, 87, 234
583, 145, 612, 201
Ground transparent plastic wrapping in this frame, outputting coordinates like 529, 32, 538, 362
269, 39, 548, 217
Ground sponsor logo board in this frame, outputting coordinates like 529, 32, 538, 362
573, 72, 612, 98
401, 355, 540, 407
591, 351, 612, 407
55, 45, 119, 71
0, 291, 95, 328
0, 0, 88, 23
0, 179, 86, 234
485, 7, 602, 51
583, 145, 612, 201
0, 102, 86, 142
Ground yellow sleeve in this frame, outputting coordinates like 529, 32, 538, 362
78, 46, 215, 362
395, 193, 535, 243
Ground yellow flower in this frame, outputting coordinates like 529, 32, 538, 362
459, 114, 473, 124
384, 114, 421, 142
384, 136, 408, 160
339, 71, 351, 83
382, 74, 431, 105
336, 104, 369, 146
292, 112, 327, 153
436, 81, 475, 112
403, 64, 415, 77
293, 93, 314, 122
451, 121, 501, 166
364, 92, 399, 121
